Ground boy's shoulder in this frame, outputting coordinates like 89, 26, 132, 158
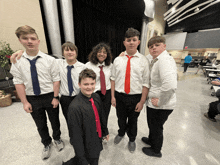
76, 61, 86, 68
113, 56, 125, 63
68, 95, 82, 111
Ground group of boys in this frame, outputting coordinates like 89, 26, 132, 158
10, 25, 177, 165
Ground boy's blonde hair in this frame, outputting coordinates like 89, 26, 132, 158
15, 25, 38, 39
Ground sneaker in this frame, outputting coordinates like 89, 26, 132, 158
114, 135, 123, 145
142, 147, 162, 158
54, 139, 64, 151
204, 113, 216, 122
128, 141, 136, 153
141, 137, 151, 146
211, 92, 215, 96
42, 143, 52, 160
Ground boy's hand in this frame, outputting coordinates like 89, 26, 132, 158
104, 135, 110, 141
51, 98, 59, 108
151, 97, 159, 107
119, 51, 125, 57
10, 50, 24, 64
135, 102, 144, 112
111, 97, 116, 107
23, 102, 33, 113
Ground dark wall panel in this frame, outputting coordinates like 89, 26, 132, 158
184, 30, 220, 49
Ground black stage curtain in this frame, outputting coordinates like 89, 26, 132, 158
39, 0, 144, 63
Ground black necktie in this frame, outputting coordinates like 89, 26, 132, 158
27, 56, 41, 95
67, 65, 74, 96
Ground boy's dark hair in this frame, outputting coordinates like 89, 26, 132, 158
15, 25, 38, 39
62, 41, 78, 56
88, 43, 112, 66
148, 36, 166, 48
124, 28, 140, 39
79, 68, 96, 83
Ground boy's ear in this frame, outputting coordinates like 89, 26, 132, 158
138, 40, 141, 45
163, 44, 166, 50
78, 82, 81, 88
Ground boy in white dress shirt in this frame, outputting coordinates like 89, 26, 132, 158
58, 42, 86, 123
111, 28, 150, 152
10, 41, 86, 124
141, 36, 177, 158
10, 25, 64, 160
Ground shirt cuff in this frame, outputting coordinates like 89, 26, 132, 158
110, 77, 115, 81
13, 79, 24, 84
52, 78, 61, 82
142, 83, 150, 89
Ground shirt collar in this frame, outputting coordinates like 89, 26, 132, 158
64, 60, 78, 68
154, 50, 168, 60
78, 91, 94, 101
97, 61, 105, 67
22, 50, 43, 59
125, 50, 141, 58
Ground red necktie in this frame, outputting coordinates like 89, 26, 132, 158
99, 65, 106, 95
89, 98, 102, 138
124, 55, 133, 94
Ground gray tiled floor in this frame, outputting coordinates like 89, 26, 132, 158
1, 66, 220, 165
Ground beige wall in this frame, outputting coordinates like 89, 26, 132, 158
144, 0, 167, 55
217, 49, 220, 60
168, 50, 185, 64
0, 0, 47, 53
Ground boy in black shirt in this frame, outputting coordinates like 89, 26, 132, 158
65, 69, 109, 165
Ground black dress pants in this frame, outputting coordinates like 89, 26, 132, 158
115, 91, 141, 142
208, 100, 220, 118
96, 89, 111, 126
184, 63, 190, 72
60, 95, 76, 123
147, 106, 173, 153
27, 92, 61, 147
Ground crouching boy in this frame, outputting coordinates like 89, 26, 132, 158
204, 89, 220, 122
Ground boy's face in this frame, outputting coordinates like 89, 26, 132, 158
19, 33, 40, 52
63, 48, 77, 61
78, 77, 96, 97
123, 36, 140, 53
149, 42, 166, 59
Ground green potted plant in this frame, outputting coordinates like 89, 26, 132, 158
0, 41, 14, 68
0, 41, 18, 103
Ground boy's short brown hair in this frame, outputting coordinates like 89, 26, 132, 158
124, 28, 140, 39
15, 25, 38, 39
62, 41, 78, 56
79, 68, 96, 83
148, 36, 166, 48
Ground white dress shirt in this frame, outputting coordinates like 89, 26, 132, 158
10, 51, 60, 96
111, 51, 150, 94
57, 59, 86, 96
147, 50, 177, 109
85, 61, 112, 92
